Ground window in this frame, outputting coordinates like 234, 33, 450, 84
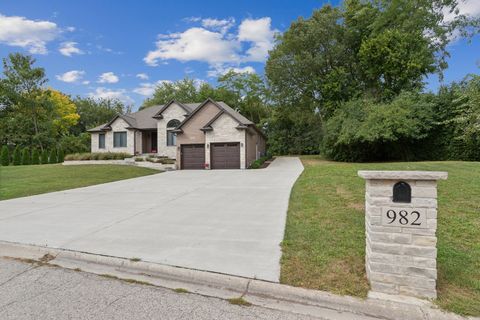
166, 119, 180, 146
113, 132, 127, 148
99, 134, 105, 149
167, 119, 181, 128
167, 131, 176, 146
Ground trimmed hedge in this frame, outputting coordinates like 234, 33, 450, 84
64, 152, 133, 161
58, 148, 65, 163
0, 145, 9, 166
12, 146, 21, 166
41, 150, 49, 164
31, 149, 40, 165
21, 148, 31, 165
49, 149, 58, 164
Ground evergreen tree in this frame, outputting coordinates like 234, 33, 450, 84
12, 146, 21, 165
41, 150, 49, 164
49, 149, 57, 164
21, 147, 31, 165
31, 148, 40, 165
57, 148, 65, 163
0, 145, 9, 166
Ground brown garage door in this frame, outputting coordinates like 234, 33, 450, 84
211, 142, 240, 169
181, 144, 205, 169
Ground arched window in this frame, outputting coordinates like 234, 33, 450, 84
166, 119, 181, 146
167, 119, 181, 128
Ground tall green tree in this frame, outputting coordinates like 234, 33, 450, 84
141, 79, 206, 109
0, 53, 51, 150
70, 97, 128, 134
217, 71, 272, 124
265, 0, 479, 156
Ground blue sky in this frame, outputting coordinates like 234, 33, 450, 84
0, 0, 479, 110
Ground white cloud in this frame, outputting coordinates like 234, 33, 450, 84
207, 65, 256, 78
56, 70, 85, 83
0, 13, 60, 54
136, 73, 149, 80
144, 17, 276, 77
201, 17, 235, 34
59, 41, 84, 56
82, 80, 90, 85
97, 72, 119, 83
133, 80, 171, 97
238, 17, 276, 62
443, 0, 480, 22
144, 27, 240, 66
89, 87, 134, 105
66, 26, 75, 32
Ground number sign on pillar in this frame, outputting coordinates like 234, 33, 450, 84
358, 170, 447, 300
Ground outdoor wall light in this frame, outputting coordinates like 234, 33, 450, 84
240, 143, 244, 148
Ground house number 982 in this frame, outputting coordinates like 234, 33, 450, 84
381, 207, 427, 228
386, 209, 421, 226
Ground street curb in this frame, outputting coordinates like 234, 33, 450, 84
0, 240, 475, 320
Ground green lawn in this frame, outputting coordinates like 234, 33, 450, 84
281, 156, 480, 316
0, 164, 158, 200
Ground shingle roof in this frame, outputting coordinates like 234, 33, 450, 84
86, 99, 257, 133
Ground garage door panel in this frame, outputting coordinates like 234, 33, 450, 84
211, 143, 240, 169
181, 144, 205, 169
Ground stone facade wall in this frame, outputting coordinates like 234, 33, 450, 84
157, 103, 188, 159
205, 113, 246, 169
360, 173, 445, 299
90, 118, 135, 154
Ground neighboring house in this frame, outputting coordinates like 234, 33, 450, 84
87, 98, 266, 169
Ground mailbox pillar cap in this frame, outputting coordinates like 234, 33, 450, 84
358, 170, 448, 181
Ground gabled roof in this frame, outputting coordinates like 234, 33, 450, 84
174, 98, 253, 133
152, 100, 197, 119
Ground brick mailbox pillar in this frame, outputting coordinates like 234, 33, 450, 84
358, 171, 448, 299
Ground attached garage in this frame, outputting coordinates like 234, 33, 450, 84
210, 142, 241, 169
181, 144, 205, 169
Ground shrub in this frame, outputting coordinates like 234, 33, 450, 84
322, 92, 435, 162
12, 146, 21, 165
59, 133, 90, 154
158, 158, 175, 164
49, 149, 58, 164
31, 148, 40, 165
64, 152, 132, 161
0, 145, 9, 166
134, 157, 144, 162
249, 156, 271, 169
41, 150, 49, 164
57, 148, 65, 163
21, 148, 31, 165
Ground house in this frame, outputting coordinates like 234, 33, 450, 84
87, 98, 266, 169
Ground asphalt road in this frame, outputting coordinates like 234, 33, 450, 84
0, 257, 323, 320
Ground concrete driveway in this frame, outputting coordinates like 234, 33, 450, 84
0, 157, 303, 282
